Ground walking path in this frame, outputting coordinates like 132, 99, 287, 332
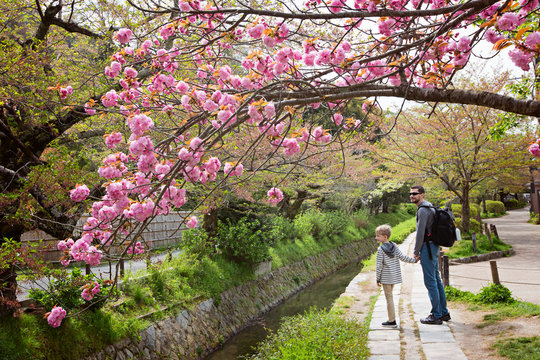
343, 207, 540, 359
364, 233, 467, 360
450, 207, 540, 305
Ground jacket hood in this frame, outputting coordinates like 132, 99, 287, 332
381, 242, 396, 258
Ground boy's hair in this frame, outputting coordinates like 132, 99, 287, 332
375, 224, 392, 238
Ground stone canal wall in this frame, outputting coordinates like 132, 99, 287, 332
85, 239, 376, 360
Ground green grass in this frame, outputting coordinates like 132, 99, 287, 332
445, 234, 511, 259
445, 285, 540, 327
493, 336, 540, 360
248, 309, 369, 360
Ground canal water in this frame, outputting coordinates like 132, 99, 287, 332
205, 259, 365, 359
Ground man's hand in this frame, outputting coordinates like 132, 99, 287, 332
377, 281, 381, 287
414, 254, 421, 262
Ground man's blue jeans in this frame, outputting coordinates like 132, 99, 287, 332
420, 242, 448, 318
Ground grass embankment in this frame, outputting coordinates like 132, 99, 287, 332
444, 234, 512, 259
1, 206, 414, 360
247, 213, 417, 360
446, 284, 540, 360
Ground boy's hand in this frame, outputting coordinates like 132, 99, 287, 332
414, 254, 421, 262
377, 282, 381, 287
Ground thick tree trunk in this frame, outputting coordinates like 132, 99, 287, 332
461, 186, 471, 233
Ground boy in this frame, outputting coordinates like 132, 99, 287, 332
375, 224, 417, 326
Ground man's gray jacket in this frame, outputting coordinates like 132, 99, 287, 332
414, 200, 435, 255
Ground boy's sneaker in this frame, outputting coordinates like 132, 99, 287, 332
381, 320, 397, 326
441, 313, 451, 322
420, 314, 442, 325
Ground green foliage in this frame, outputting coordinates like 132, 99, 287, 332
493, 336, 540, 360
504, 198, 527, 210
248, 309, 369, 360
485, 200, 506, 215
405, 203, 417, 215
445, 234, 511, 259
476, 284, 515, 305
216, 218, 271, 264
181, 228, 216, 259
445, 284, 540, 327
389, 218, 417, 244
454, 217, 482, 233
451, 204, 479, 218
28, 268, 114, 312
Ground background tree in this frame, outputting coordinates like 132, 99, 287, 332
375, 72, 533, 231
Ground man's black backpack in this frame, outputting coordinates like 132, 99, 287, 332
418, 205, 458, 248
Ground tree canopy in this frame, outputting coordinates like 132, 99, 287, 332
0, 0, 539, 321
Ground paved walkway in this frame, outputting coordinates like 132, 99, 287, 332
363, 234, 467, 360
449, 207, 540, 305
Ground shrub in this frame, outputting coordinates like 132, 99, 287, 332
28, 268, 114, 312
181, 228, 217, 259
216, 218, 271, 264
268, 215, 297, 243
455, 217, 482, 233
445, 286, 476, 302
504, 199, 527, 210
405, 203, 417, 215
351, 208, 369, 229
477, 284, 515, 304
451, 204, 479, 218
486, 200, 506, 215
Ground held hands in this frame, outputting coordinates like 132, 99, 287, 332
414, 254, 421, 263
377, 281, 381, 287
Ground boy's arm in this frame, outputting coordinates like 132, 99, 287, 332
375, 248, 383, 283
396, 247, 416, 263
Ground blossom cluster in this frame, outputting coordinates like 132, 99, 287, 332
47, 306, 67, 328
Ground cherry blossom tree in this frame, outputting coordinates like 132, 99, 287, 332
1, 0, 540, 322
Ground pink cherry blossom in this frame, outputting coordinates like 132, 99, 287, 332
115, 28, 133, 44
70, 184, 90, 202
186, 216, 198, 228
47, 306, 66, 328
508, 48, 532, 71
497, 13, 519, 31
267, 187, 284, 204
248, 24, 264, 39
102, 90, 119, 107
105, 132, 123, 149
525, 32, 540, 51
529, 142, 540, 157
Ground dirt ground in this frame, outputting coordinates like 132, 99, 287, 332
448, 302, 540, 360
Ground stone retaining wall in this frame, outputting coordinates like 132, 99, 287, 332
85, 239, 377, 360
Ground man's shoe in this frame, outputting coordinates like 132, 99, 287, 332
381, 320, 397, 326
420, 314, 443, 325
441, 313, 451, 322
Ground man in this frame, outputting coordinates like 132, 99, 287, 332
410, 185, 450, 325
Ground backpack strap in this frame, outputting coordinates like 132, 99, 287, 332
417, 204, 435, 260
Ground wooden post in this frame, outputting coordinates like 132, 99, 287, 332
490, 224, 499, 239
119, 258, 125, 277
485, 223, 493, 246
490, 260, 500, 284
85, 263, 91, 275
472, 232, 478, 252
442, 255, 449, 287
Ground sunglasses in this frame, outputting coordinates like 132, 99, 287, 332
409, 192, 421, 196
